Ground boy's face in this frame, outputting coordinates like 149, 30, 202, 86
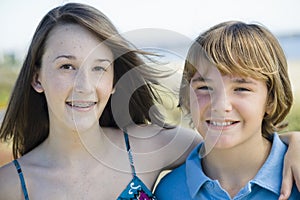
189, 65, 269, 150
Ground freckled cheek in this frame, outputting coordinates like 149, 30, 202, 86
243, 104, 265, 120
190, 93, 211, 111
95, 79, 114, 97
50, 77, 73, 90
190, 94, 210, 126
42, 76, 74, 101
96, 86, 112, 97
190, 101, 207, 135
47, 86, 70, 105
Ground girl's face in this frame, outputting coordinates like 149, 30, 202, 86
32, 23, 114, 132
189, 64, 269, 150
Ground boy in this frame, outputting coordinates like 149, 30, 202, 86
154, 21, 300, 199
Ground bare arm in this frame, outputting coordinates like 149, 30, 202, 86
278, 131, 300, 200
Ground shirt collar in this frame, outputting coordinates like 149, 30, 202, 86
185, 143, 209, 198
250, 133, 287, 195
185, 133, 287, 198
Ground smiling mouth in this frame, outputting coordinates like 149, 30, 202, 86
66, 102, 96, 108
206, 120, 239, 127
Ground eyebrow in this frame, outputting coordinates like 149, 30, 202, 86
191, 76, 212, 83
53, 55, 76, 62
53, 55, 112, 63
96, 58, 112, 63
232, 77, 257, 84
191, 76, 258, 86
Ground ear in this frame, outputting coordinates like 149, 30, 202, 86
111, 87, 116, 94
265, 101, 273, 115
31, 72, 44, 93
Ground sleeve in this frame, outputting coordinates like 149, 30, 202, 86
154, 165, 190, 199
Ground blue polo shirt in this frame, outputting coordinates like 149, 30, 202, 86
154, 133, 300, 199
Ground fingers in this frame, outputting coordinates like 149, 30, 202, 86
294, 167, 300, 194
279, 161, 293, 200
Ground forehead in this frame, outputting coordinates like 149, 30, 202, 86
190, 57, 219, 78
43, 23, 113, 60
191, 67, 265, 88
191, 65, 222, 84
190, 56, 261, 83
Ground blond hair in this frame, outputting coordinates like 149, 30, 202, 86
179, 21, 293, 138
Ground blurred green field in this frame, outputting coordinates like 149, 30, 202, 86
0, 67, 18, 109
286, 98, 300, 131
286, 60, 300, 131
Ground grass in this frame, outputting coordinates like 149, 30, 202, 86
0, 85, 12, 108
286, 60, 300, 131
0, 67, 18, 109
286, 100, 300, 131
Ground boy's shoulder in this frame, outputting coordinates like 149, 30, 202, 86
160, 164, 187, 183
155, 164, 190, 198
289, 184, 300, 199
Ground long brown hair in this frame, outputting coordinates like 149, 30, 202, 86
0, 3, 166, 158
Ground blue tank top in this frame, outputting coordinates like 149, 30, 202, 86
117, 131, 156, 200
13, 159, 29, 200
13, 131, 156, 200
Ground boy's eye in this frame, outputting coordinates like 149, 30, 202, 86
235, 87, 250, 92
60, 64, 75, 70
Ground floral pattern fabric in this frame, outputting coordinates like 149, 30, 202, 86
117, 176, 156, 200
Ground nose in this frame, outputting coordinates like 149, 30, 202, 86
74, 68, 93, 93
211, 88, 232, 113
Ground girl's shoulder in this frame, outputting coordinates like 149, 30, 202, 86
144, 125, 201, 146
0, 160, 24, 199
156, 126, 202, 169
127, 124, 202, 170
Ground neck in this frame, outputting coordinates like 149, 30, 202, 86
201, 136, 271, 197
35, 125, 131, 172
35, 124, 106, 167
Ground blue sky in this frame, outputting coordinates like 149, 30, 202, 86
0, 0, 300, 54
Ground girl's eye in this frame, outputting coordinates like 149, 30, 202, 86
235, 87, 250, 92
92, 66, 106, 72
60, 64, 75, 70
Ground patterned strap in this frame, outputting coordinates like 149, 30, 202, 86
123, 130, 136, 177
120, 130, 157, 200
13, 160, 30, 200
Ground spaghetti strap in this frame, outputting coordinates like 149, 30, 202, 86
124, 130, 136, 177
117, 130, 157, 199
13, 160, 30, 200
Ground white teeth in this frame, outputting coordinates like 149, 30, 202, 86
67, 102, 95, 108
210, 121, 233, 126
